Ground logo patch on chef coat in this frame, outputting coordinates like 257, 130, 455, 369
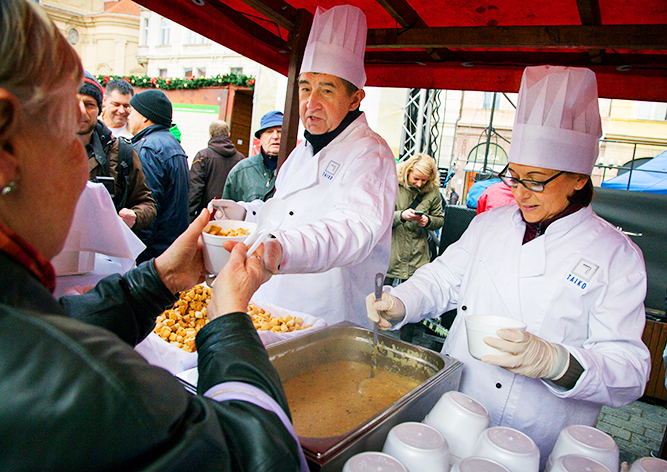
322, 160, 341, 181
565, 258, 599, 291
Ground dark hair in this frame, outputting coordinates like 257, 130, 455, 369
340, 77, 359, 96
568, 177, 594, 207
106, 79, 134, 96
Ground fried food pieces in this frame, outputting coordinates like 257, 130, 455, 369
204, 225, 250, 237
153, 285, 312, 352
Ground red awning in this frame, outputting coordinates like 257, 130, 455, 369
135, 0, 667, 101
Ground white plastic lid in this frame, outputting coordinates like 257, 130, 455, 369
343, 452, 409, 472
450, 391, 489, 417
457, 457, 511, 472
487, 427, 536, 454
567, 425, 617, 451
635, 457, 667, 472
392, 422, 445, 450
558, 454, 611, 472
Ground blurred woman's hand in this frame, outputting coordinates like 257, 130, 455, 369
207, 243, 265, 320
154, 209, 208, 293
401, 208, 421, 221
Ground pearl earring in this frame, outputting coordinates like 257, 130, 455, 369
1, 180, 17, 195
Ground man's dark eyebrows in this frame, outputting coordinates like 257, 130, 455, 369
298, 79, 310, 86
319, 81, 337, 88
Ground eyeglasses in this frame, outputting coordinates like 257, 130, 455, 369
498, 164, 565, 193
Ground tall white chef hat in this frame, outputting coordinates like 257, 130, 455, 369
299, 5, 367, 89
508, 65, 602, 175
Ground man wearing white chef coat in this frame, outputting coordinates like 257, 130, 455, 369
214, 5, 397, 328
367, 66, 650, 470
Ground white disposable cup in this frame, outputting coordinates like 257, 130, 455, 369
473, 426, 540, 472
201, 220, 257, 274
464, 315, 527, 360
424, 391, 490, 462
548, 425, 619, 472
342, 451, 409, 472
630, 457, 667, 472
548, 454, 611, 472
382, 422, 449, 472
450, 457, 511, 472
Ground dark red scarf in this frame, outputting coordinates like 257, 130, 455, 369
0, 221, 56, 293
522, 203, 583, 244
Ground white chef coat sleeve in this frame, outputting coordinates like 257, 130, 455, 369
387, 213, 481, 329
241, 199, 264, 223
276, 142, 397, 274
543, 246, 651, 407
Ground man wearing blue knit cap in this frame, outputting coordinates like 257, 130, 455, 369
222, 110, 283, 203
129, 89, 189, 263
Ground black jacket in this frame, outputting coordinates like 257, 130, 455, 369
0, 252, 301, 471
188, 134, 245, 218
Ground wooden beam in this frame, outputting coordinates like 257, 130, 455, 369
366, 24, 667, 50
376, 0, 425, 28
235, 0, 298, 32
575, 0, 601, 26
278, 8, 312, 170
365, 50, 667, 68
207, 0, 288, 51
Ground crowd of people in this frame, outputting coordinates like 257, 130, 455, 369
0, 0, 654, 470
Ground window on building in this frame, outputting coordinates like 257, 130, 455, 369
482, 92, 501, 110
184, 68, 193, 78
187, 31, 211, 45
196, 68, 206, 78
160, 17, 170, 45
230, 67, 243, 75
636, 101, 667, 121
158, 69, 168, 78
141, 18, 149, 46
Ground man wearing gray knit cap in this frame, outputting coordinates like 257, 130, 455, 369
129, 89, 189, 263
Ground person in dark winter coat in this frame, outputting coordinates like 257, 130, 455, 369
189, 120, 245, 219
77, 71, 157, 231
223, 111, 283, 202
0, 3, 306, 470
128, 89, 190, 263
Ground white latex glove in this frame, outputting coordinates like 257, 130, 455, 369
365, 292, 406, 329
482, 329, 570, 380
207, 199, 247, 221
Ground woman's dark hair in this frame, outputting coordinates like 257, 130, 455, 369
568, 176, 594, 207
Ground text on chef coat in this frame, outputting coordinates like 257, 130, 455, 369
322, 161, 341, 181
566, 258, 599, 290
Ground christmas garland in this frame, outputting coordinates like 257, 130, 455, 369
96, 73, 255, 90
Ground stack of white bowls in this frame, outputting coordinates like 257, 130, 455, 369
342, 451, 409, 472
549, 454, 610, 472
630, 457, 667, 472
450, 457, 511, 472
547, 425, 619, 472
382, 422, 450, 472
473, 426, 540, 472
423, 391, 490, 464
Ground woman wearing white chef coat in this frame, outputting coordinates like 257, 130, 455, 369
211, 5, 397, 328
367, 65, 651, 470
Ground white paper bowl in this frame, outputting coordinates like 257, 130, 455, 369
342, 451, 409, 472
630, 457, 667, 472
465, 315, 527, 360
451, 457, 511, 472
549, 454, 611, 472
201, 220, 256, 274
473, 426, 540, 472
382, 422, 449, 472
423, 391, 490, 462
548, 425, 618, 472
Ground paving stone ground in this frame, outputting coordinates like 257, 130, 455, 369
389, 322, 667, 470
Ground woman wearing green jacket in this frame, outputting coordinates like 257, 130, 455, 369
386, 153, 444, 285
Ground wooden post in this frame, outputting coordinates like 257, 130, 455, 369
278, 8, 312, 170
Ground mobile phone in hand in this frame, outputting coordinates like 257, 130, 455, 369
414, 211, 424, 216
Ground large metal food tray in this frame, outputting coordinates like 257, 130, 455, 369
266, 322, 463, 472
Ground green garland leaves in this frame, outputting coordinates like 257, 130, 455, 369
95, 73, 255, 90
